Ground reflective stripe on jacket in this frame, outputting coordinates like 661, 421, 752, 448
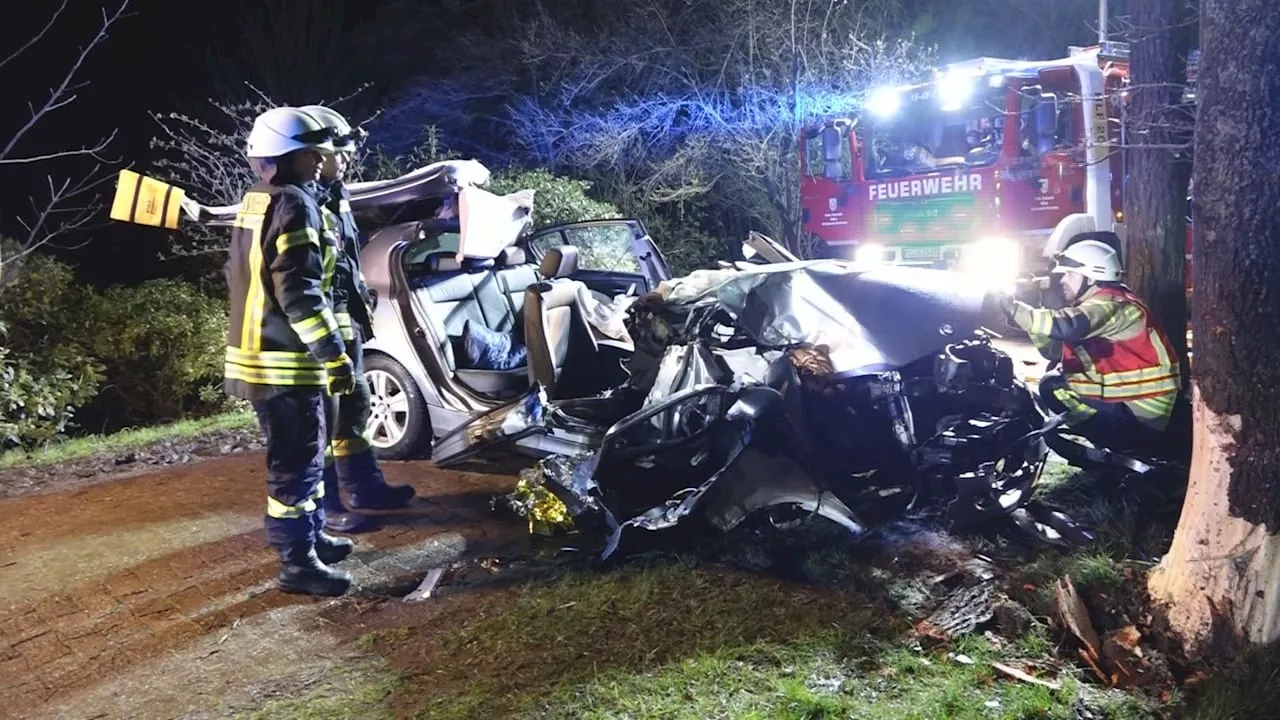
320, 182, 374, 342
1011, 284, 1180, 428
224, 182, 346, 400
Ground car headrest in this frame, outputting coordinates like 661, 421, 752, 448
461, 257, 495, 271
498, 246, 527, 267
426, 253, 462, 272
539, 245, 579, 278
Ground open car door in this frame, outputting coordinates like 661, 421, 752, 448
524, 219, 671, 297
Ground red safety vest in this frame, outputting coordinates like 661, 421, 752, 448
1060, 286, 1180, 401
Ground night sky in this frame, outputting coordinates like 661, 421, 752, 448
5, 0, 272, 285
2, 0, 1121, 287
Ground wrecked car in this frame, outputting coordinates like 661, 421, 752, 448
439, 233, 1095, 556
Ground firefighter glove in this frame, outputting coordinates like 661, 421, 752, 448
325, 353, 357, 396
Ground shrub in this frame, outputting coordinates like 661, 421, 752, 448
487, 168, 619, 229
0, 322, 102, 449
0, 246, 97, 355
1, 242, 232, 441
642, 213, 726, 278
81, 279, 229, 428
0, 245, 105, 449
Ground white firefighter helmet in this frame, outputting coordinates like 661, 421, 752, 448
298, 105, 366, 153
1043, 213, 1096, 258
245, 107, 335, 159
1053, 239, 1122, 282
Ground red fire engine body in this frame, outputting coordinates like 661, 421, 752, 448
799, 41, 1194, 291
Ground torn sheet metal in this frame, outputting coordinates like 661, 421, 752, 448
642, 341, 732, 407
431, 384, 551, 464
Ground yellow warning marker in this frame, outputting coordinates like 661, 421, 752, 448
109, 169, 186, 229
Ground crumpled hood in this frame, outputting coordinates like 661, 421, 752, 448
685, 261, 994, 377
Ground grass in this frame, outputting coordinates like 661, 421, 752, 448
533, 633, 1155, 720
342, 556, 1158, 720
238, 661, 405, 720
1175, 643, 1280, 720
0, 409, 255, 470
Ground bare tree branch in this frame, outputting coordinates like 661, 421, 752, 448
0, 130, 117, 166
0, 1, 130, 164
0, 0, 69, 73
0, 0, 131, 284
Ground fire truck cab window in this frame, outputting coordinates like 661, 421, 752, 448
1018, 90, 1073, 158
864, 85, 1005, 179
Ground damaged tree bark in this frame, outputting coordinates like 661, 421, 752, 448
1146, 0, 1280, 658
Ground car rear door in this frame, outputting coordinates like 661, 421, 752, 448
524, 219, 672, 296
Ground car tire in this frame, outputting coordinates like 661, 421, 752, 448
363, 353, 430, 460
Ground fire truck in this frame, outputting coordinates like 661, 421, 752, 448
799, 41, 1194, 290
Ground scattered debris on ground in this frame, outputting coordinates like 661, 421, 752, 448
1051, 574, 1174, 691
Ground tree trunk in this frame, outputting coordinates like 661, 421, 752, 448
1146, 0, 1280, 659
1124, 0, 1191, 366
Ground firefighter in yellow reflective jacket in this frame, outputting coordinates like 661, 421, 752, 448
300, 105, 416, 534
997, 236, 1182, 447
225, 106, 358, 597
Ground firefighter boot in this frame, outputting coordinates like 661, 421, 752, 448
309, 500, 356, 564
314, 532, 354, 564
309, 494, 356, 563
321, 462, 373, 533
277, 543, 353, 597
343, 449, 416, 510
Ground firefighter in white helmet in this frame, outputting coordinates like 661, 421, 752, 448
996, 233, 1182, 446
299, 104, 415, 534
225, 106, 358, 596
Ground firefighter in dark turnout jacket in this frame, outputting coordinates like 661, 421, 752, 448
300, 105, 416, 534
225, 106, 359, 596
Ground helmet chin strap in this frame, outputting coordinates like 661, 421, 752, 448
1064, 275, 1093, 304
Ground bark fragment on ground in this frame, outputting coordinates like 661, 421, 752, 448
1053, 574, 1166, 689
915, 581, 996, 643
991, 661, 1063, 690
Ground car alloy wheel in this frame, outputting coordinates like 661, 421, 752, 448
366, 367, 411, 449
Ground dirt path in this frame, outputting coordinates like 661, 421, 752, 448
0, 450, 530, 719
